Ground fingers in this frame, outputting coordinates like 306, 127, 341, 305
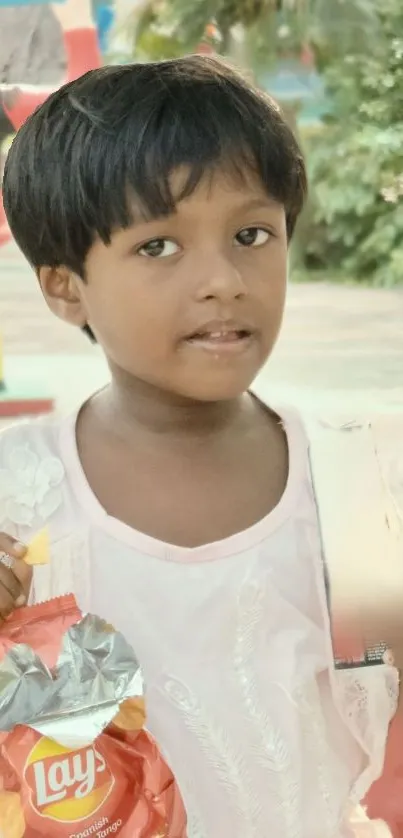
382, 649, 395, 667
0, 536, 32, 619
0, 581, 19, 619
0, 566, 24, 620
0, 534, 26, 562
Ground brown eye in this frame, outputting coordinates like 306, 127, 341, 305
138, 238, 179, 258
235, 227, 270, 247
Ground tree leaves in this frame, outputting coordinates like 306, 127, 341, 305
307, 0, 403, 286
131, 0, 380, 71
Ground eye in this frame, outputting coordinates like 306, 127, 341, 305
235, 227, 271, 248
138, 238, 180, 258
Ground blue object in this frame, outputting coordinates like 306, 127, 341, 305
96, 3, 115, 54
260, 60, 323, 103
0, 0, 65, 5
258, 59, 327, 126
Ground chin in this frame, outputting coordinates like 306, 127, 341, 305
179, 373, 258, 403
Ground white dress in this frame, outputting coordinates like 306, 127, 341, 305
0, 401, 399, 838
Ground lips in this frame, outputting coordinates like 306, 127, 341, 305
185, 321, 254, 343
183, 321, 255, 356
187, 329, 251, 343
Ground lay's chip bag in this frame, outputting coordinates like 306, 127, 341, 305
0, 595, 186, 838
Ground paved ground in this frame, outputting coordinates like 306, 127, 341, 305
1, 239, 403, 419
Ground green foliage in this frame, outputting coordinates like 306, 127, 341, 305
132, 0, 379, 70
307, 0, 403, 285
133, 0, 277, 61
306, 0, 379, 70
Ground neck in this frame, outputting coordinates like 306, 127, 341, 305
95, 374, 252, 440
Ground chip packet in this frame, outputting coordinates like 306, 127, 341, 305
0, 595, 186, 838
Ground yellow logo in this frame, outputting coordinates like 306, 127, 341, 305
24, 737, 114, 823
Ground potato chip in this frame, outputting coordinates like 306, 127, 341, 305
113, 698, 146, 732
0, 790, 25, 838
24, 529, 49, 567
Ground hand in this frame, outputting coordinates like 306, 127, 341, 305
51, 0, 94, 32
0, 534, 32, 620
339, 609, 403, 672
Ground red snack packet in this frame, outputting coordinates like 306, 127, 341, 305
0, 596, 186, 838
365, 712, 403, 838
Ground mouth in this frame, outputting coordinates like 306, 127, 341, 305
184, 326, 255, 354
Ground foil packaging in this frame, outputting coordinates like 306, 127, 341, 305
0, 613, 143, 748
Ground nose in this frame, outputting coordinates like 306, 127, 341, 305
194, 250, 247, 303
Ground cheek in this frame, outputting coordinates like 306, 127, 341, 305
253, 249, 287, 344
254, 245, 287, 302
83, 273, 173, 359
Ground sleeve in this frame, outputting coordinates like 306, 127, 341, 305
0, 420, 66, 542
0, 419, 91, 609
4, 26, 101, 131
0, 428, 25, 539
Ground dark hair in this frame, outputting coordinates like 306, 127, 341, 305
3, 55, 307, 340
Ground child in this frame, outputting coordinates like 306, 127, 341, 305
0, 56, 398, 837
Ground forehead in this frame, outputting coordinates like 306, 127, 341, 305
129, 165, 282, 224
90, 166, 286, 259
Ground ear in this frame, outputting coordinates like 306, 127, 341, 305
38, 266, 88, 329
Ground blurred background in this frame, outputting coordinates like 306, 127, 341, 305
0, 0, 403, 421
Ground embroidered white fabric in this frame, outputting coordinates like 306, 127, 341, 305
0, 439, 64, 528
0, 409, 399, 838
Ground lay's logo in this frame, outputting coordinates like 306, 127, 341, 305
24, 737, 115, 823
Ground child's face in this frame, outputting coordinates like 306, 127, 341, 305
49, 169, 288, 402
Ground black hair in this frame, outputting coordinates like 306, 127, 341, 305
3, 55, 307, 340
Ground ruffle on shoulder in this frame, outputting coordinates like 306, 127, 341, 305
0, 421, 65, 531
0, 443, 64, 528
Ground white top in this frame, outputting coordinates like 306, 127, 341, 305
0, 400, 398, 838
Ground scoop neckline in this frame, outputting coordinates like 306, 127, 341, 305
58, 396, 308, 563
